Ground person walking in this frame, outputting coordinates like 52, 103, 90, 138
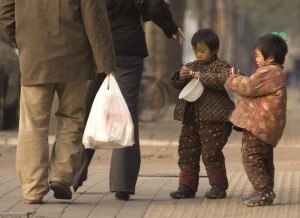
226, 33, 288, 207
0, 0, 116, 204
72, 0, 185, 201
169, 28, 235, 199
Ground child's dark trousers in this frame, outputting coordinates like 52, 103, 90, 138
177, 121, 232, 193
242, 130, 274, 192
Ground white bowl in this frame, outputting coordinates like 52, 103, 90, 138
179, 78, 204, 102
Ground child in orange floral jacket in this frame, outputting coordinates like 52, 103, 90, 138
226, 33, 288, 207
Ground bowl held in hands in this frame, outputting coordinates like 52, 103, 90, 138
179, 78, 204, 102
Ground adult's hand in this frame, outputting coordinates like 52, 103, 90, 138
172, 28, 185, 44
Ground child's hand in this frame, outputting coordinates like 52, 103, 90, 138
191, 71, 200, 78
179, 66, 191, 80
231, 65, 242, 75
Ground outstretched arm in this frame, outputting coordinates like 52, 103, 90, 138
226, 68, 286, 97
144, 0, 185, 44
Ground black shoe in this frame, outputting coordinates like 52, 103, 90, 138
50, 181, 72, 200
243, 190, 275, 207
115, 191, 130, 200
205, 186, 227, 199
170, 185, 195, 199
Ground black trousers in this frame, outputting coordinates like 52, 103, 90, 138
73, 56, 143, 194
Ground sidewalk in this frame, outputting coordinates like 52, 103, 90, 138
0, 87, 300, 218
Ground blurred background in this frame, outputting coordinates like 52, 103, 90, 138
0, 0, 300, 130
144, 0, 300, 100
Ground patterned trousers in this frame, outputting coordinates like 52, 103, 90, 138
177, 121, 232, 192
242, 130, 274, 192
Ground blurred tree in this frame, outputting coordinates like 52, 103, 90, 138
244, 0, 300, 74
194, 0, 255, 74
244, 0, 300, 34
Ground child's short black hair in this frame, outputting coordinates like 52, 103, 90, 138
255, 33, 288, 65
191, 28, 219, 52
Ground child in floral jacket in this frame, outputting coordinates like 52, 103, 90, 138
226, 33, 288, 207
170, 28, 235, 199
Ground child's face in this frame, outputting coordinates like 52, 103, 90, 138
255, 48, 273, 67
192, 42, 216, 63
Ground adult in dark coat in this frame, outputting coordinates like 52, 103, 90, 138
72, 0, 185, 200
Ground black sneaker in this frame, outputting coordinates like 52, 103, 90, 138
243, 190, 275, 207
115, 191, 130, 200
170, 185, 195, 199
205, 186, 227, 199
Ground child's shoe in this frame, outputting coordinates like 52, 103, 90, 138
170, 184, 195, 199
243, 189, 276, 207
205, 186, 227, 199
242, 192, 258, 201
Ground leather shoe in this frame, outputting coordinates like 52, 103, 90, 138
115, 191, 130, 200
50, 181, 72, 200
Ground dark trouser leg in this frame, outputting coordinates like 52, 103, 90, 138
200, 122, 232, 190
109, 56, 143, 194
178, 123, 201, 193
265, 151, 274, 189
242, 130, 274, 192
72, 149, 96, 189
72, 73, 106, 189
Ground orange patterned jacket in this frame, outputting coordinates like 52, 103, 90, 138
226, 65, 287, 146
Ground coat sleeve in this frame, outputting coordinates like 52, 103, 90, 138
170, 70, 189, 90
80, 0, 117, 73
0, 0, 17, 48
226, 67, 285, 97
144, 0, 178, 38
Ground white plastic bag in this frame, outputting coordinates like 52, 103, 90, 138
83, 74, 135, 149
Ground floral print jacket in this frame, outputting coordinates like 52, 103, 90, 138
171, 57, 235, 123
226, 65, 287, 146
